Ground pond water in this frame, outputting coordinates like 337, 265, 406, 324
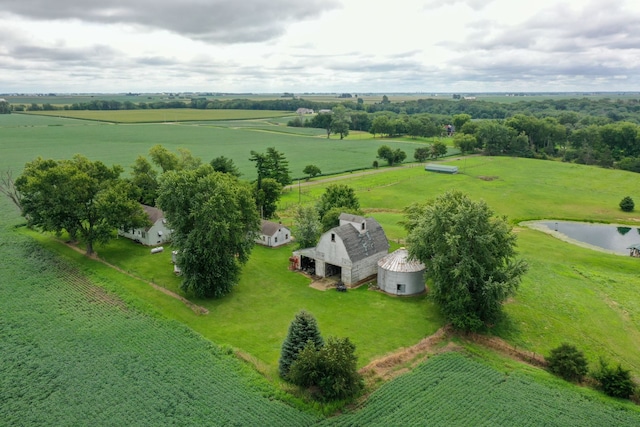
525, 220, 640, 255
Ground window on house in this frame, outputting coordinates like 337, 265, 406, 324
142, 231, 146, 238
361, 222, 365, 230
331, 233, 335, 242
285, 234, 289, 240
275, 237, 278, 243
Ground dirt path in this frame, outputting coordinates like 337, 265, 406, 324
359, 326, 547, 385
61, 241, 209, 315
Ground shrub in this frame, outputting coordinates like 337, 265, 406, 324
592, 358, 636, 399
288, 337, 363, 401
279, 310, 324, 378
619, 196, 635, 212
545, 343, 588, 382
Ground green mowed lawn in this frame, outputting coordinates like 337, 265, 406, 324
86, 237, 443, 375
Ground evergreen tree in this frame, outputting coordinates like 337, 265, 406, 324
279, 310, 324, 378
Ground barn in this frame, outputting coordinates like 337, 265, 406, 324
256, 220, 292, 247
291, 213, 389, 287
377, 248, 426, 296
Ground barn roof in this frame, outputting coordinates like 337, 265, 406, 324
339, 213, 365, 223
142, 204, 165, 224
334, 217, 388, 263
377, 248, 425, 272
260, 220, 288, 236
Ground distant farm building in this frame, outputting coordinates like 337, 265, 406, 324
292, 213, 389, 287
296, 108, 314, 115
118, 205, 172, 246
425, 163, 458, 174
377, 248, 426, 296
256, 220, 292, 247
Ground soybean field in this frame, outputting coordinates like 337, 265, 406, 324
323, 352, 640, 426
0, 212, 319, 426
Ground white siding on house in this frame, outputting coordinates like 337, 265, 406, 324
255, 220, 291, 247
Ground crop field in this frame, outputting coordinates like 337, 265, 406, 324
0, 207, 319, 426
322, 352, 640, 426
0, 113, 433, 179
24, 108, 291, 123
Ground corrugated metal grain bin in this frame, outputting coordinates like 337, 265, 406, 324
377, 248, 426, 296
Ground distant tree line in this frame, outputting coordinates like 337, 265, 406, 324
14, 96, 640, 124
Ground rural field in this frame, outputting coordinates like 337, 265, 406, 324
1, 111, 640, 424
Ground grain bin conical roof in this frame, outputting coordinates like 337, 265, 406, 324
377, 248, 425, 273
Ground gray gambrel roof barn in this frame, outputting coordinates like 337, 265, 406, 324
292, 213, 389, 286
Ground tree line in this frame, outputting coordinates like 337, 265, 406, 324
10, 95, 640, 124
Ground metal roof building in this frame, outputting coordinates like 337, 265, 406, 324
425, 163, 458, 174
377, 248, 426, 296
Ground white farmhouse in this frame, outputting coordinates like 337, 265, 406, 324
118, 205, 172, 246
256, 220, 292, 247
292, 213, 389, 286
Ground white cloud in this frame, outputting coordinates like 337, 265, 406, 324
1, 0, 640, 93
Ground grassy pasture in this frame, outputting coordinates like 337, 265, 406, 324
25, 108, 290, 123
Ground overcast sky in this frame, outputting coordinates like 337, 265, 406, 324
1, 0, 639, 93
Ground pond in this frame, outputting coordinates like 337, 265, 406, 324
523, 220, 640, 255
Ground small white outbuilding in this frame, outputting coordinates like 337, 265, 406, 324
377, 248, 426, 296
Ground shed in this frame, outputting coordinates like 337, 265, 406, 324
377, 248, 425, 295
425, 164, 458, 174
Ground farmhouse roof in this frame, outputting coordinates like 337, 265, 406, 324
142, 204, 165, 226
260, 219, 287, 236
333, 217, 388, 263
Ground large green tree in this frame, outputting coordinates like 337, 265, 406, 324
157, 165, 260, 298
129, 156, 159, 206
294, 205, 322, 249
316, 184, 361, 221
210, 156, 241, 177
249, 147, 291, 187
0, 99, 11, 114
253, 177, 282, 219
279, 310, 324, 378
377, 145, 406, 166
330, 106, 351, 139
405, 190, 528, 331
16, 155, 148, 255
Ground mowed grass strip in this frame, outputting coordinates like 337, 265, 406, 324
24, 108, 291, 123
